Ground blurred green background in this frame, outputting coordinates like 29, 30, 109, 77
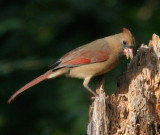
0, 0, 159, 135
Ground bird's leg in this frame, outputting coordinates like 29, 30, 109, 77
83, 77, 98, 97
94, 75, 105, 95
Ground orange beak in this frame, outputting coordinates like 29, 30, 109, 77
123, 48, 133, 59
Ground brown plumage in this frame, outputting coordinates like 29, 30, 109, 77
8, 28, 136, 103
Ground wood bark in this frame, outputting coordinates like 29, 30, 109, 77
87, 34, 160, 135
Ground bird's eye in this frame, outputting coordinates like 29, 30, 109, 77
122, 40, 127, 46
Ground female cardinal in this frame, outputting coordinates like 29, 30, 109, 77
8, 28, 136, 103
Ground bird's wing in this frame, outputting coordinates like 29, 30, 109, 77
54, 39, 111, 68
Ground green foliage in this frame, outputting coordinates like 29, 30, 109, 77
0, 0, 160, 134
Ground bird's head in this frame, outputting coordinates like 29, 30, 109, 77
119, 28, 136, 60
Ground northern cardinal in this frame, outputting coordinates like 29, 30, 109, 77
8, 28, 136, 103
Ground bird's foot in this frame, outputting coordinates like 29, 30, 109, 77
91, 96, 95, 100
91, 93, 99, 100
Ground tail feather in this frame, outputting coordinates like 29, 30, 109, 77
8, 70, 53, 103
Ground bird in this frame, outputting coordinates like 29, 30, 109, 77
8, 28, 136, 103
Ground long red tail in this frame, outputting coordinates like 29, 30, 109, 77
8, 70, 53, 103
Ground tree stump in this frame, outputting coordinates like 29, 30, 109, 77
87, 34, 160, 135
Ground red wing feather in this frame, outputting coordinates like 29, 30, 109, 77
62, 58, 91, 65
59, 49, 110, 67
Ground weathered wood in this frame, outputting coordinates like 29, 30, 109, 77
87, 76, 109, 135
87, 34, 160, 135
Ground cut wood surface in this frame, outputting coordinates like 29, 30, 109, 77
87, 34, 160, 135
